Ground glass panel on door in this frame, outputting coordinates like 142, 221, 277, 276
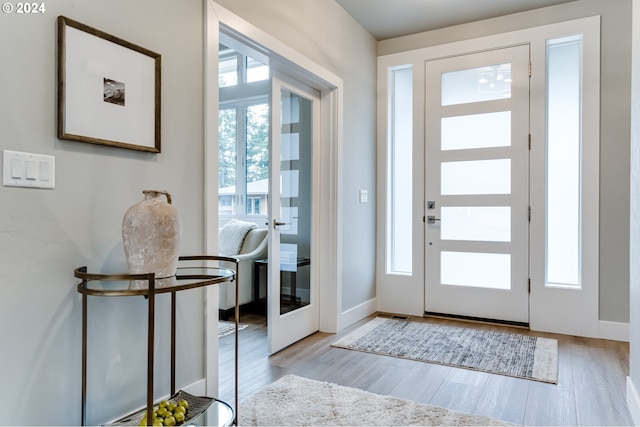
441, 63, 512, 105
278, 89, 312, 315
441, 111, 511, 151
441, 251, 511, 289
441, 159, 511, 195
441, 206, 511, 242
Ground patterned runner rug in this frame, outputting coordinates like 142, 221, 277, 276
332, 317, 558, 383
239, 374, 513, 426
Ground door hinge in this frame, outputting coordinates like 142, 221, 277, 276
528, 134, 531, 150
528, 278, 531, 293
528, 62, 532, 77
528, 206, 531, 222
423, 215, 425, 223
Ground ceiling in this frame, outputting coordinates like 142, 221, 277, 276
335, 0, 578, 40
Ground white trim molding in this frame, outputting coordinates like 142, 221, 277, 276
204, 0, 221, 399
628, 377, 640, 426
339, 298, 377, 331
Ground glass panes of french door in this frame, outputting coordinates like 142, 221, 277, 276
268, 73, 319, 355
425, 45, 530, 324
278, 89, 312, 315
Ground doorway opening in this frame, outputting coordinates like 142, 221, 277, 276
215, 33, 320, 356
204, 0, 344, 398
376, 16, 600, 339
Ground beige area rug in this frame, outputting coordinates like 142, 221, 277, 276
239, 374, 513, 426
218, 320, 247, 338
332, 317, 558, 384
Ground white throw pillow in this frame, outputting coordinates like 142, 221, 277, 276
219, 219, 257, 256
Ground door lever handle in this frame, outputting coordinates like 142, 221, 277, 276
273, 219, 286, 228
427, 216, 441, 224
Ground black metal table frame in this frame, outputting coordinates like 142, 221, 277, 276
75, 255, 239, 426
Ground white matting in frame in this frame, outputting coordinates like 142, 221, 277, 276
57, 16, 161, 152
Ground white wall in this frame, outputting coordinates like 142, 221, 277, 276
0, 2, 207, 424
0, 1, 377, 424
379, 0, 633, 325
213, 0, 378, 312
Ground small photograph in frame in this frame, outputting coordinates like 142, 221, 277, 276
103, 78, 125, 107
57, 16, 161, 153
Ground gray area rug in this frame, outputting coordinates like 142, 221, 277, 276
332, 317, 558, 384
239, 374, 513, 426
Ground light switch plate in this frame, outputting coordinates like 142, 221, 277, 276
3, 150, 55, 189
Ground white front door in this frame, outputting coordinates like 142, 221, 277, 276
424, 45, 530, 324
268, 72, 320, 354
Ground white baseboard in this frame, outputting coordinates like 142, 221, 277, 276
182, 378, 207, 396
337, 298, 377, 332
627, 377, 640, 426
599, 320, 630, 342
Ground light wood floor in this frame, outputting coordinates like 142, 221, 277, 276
219, 313, 633, 426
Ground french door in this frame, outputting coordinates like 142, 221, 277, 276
267, 72, 320, 354
424, 45, 530, 324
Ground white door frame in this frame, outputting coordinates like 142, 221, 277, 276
377, 16, 600, 337
203, 0, 344, 397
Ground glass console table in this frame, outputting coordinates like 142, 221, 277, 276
75, 256, 239, 426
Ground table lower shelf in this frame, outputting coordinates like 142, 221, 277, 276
108, 390, 234, 427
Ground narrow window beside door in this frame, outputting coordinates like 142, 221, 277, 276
387, 66, 413, 274
546, 36, 582, 288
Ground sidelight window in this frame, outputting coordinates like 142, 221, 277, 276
545, 35, 582, 288
387, 66, 413, 274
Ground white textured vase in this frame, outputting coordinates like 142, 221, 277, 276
122, 190, 181, 287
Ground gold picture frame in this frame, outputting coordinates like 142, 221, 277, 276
57, 16, 161, 153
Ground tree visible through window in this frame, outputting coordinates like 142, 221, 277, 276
246, 104, 269, 185
218, 108, 236, 191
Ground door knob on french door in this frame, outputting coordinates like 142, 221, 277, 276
427, 215, 441, 224
273, 219, 286, 228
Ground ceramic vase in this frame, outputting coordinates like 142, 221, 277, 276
122, 190, 181, 287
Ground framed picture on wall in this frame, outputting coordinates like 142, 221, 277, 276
57, 16, 161, 153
